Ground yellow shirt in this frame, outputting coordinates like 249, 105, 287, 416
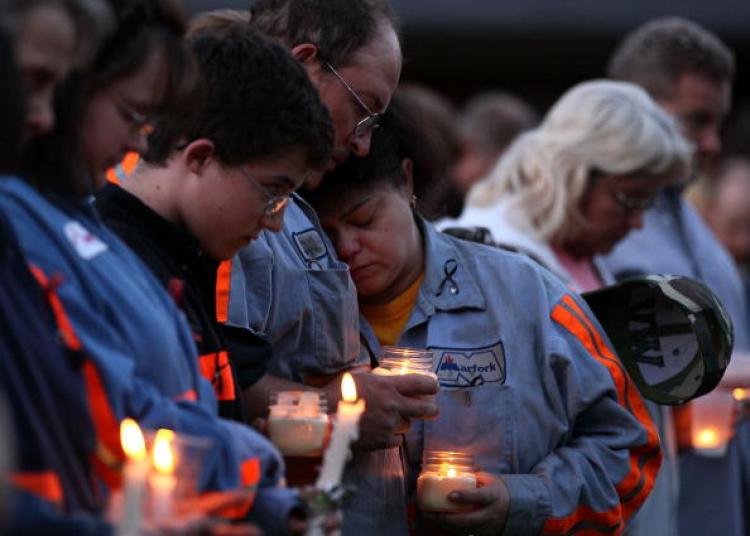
360, 273, 425, 346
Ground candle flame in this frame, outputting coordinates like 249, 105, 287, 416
341, 372, 358, 402
120, 418, 146, 461
152, 429, 176, 475
399, 362, 409, 375
733, 388, 748, 401
695, 428, 720, 448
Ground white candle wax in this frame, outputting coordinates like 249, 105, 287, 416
417, 470, 477, 512
149, 430, 176, 525
268, 415, 328, 456
117, 419, 148, 536
316, 373, 365, 490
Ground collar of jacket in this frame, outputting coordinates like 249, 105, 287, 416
410, 216, 486, 323
98, 183, 217, 273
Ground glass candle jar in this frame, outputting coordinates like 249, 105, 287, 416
691, 390, 736, 457
372, 346, 435, 377
417, 451, 476, 513
268, 391, 329, 457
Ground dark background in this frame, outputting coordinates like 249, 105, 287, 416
182, 0, 750, 146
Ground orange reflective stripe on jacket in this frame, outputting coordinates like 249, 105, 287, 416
544, 295, 661, 535
198, 350, 236, 401
106, 152, 140, 185
215, 260, 232, 323
213, 457, 261, 520
10, 471, 64, 507
28, 264, 124, 487
28, 265, 82, 352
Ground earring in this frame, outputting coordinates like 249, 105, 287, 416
410, 194, 417, 208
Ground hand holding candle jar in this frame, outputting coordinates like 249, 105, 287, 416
117, 418, 148, 536
417, 451, 477, 513
372, 347, 438, 403
268, 391, 329, 457
316, 373, 365, 491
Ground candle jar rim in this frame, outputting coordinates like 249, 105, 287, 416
421, 450, 474, 468
381, 346, 434, 359
378, 356, 434, 372
270, 390, 327, 407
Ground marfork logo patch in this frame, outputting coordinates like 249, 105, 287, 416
434, 341, 506, 388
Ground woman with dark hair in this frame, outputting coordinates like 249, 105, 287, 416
305, 97, 661, 535
0, 4, 114, 531
1, 1, 298, 532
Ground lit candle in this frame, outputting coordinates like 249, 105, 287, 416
150, 429, 177, 524
733, 388, 748, 401
268, 391, 329, 456
417, 451, 476, 513
691, 390, 736, 457
117, 418, 148, 536
315, 373, 365, 490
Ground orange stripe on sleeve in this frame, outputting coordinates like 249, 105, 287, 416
198, 351, 237, 401
27, 266, 82, 352
213, 457, 261, 520
215, 260, 232, 323
10, 471, 64, 507
544, 297, 661, 534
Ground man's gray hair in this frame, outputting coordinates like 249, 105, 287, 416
250, 0, 398, 67
608, 16, 734, 100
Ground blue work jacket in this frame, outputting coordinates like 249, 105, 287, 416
362, 220, 661, 535
0, 177, 297, 534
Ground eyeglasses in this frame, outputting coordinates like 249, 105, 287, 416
325, 63, 381, 138
611, 189, 657, 212
237, 167, 292, 217
108, 92, 156, 137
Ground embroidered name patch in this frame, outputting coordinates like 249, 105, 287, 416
433, 341, 506, 388
63, 221, 108, 260
293, 228, 327, 262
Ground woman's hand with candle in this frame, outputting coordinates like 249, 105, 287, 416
422, 472, 510, 536
331, 372, 438, 450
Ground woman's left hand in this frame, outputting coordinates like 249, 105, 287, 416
422, 472, 510, 536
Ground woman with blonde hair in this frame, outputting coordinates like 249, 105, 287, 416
450, 79, 692, 290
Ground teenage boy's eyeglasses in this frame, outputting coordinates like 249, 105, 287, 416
108, 92, 156, 137
325, 63, 381, 138
237, 167, 292, 217
611, 189, 656, 213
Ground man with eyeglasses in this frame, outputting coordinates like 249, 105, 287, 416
190, 2, 438, 535
602, 17, 750, 536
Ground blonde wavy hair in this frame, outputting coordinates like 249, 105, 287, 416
466, 79, 692, 242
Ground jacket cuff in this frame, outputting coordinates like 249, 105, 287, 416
500, 474, 551, 535
248, 486, 304, 536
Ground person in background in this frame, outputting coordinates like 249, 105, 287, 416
395, 83, 463, 220
602, 17, 750, 536
448, 80, 690, 292
304, 97, 661, 536
2, 1, 303, 533
700, 157, 750, 337
192, 4, 436, 535
451, 90, 538, 198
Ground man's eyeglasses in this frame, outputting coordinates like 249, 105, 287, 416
611, 189, 657, 213
109, 92, 156, 137
237, 167, 292, 217
325, 63, 381, 138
